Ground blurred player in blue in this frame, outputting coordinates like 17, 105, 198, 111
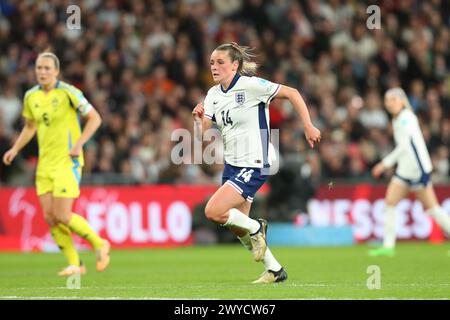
369, 88, 450, 256
192, 42, 321, 283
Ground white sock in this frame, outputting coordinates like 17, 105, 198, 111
263, 248, 282, 272
383, 205, 396, 249
238, 233, 282, 271
223, 208, 260, 234
427, 206, 450, 235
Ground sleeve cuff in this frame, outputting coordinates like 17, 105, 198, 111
382, 157, 394, 168
266, 84, 281, 104
78, 103, 93, 116
204, 114, 216, 122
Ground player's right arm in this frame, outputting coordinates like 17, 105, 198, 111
2, 118, 37, 165
192, 102, 213, 141
193, 89, 215, 141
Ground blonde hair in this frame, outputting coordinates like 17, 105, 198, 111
37, 52, 60, 70
215, 42, 258, 76
385, 87, 413, 110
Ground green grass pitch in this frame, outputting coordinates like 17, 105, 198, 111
0, 243, 449, 299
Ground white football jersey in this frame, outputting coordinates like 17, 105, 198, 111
204, 74, 280, 168
382, 108, 433, 179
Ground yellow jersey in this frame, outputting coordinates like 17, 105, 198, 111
22, 80, 91, 174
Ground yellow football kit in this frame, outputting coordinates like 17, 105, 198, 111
22, 80, 93, 198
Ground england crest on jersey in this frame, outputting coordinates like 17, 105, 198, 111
235, 92, 245, 105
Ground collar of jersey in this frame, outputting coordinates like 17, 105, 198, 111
220, 73, 240, 93
38, 80, 60, 91
395, 107, 408, 118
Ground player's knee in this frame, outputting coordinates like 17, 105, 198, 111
204, 204, 216, 221
204, 203, 221, 223
43, 211, 56, 226
52, 211, 71, 225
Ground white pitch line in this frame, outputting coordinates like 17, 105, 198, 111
0, 296, 219, 300
5, 283, 450, 291
1, 296, 449, 300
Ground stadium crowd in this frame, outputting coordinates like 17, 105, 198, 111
0, 0, 449, 212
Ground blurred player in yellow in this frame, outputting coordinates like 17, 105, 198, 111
2, 52, 110, 276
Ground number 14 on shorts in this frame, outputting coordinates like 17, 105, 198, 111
236, 168, 254, 183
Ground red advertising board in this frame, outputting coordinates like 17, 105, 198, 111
308, 184, 450, 242
1, 184, 449, 251
0, 185, 217, 251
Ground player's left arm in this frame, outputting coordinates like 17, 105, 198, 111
69, 107, 102, 158
275, 85, 321, 148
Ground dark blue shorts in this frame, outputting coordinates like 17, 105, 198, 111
222, 163, 268, 202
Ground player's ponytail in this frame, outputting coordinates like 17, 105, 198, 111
216, 42, 258, 76
385, 87, 413, 111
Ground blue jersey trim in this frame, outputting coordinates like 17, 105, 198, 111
68, 131, 81, 184
266, 84, 280, 104
410, 139, 425, 174
258, 102, 270, 168
220, 73, 241, 93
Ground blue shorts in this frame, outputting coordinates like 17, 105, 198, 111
222, 163, 268, 202
393, 172, 432, 189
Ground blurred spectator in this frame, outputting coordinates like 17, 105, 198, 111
0, 82, 21, 135
358, 89, 389, 129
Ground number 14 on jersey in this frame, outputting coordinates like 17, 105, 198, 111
221, 110, 233, 126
